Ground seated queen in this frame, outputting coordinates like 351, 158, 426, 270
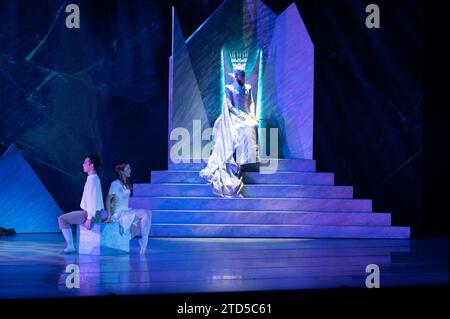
200, 54, 261, 198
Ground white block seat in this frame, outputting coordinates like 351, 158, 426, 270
77, 222, 131, 255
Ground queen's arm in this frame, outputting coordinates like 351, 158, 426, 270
225, 86, 245, 119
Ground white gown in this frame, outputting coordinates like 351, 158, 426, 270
200, 79, 259, 197
108, 180, 140, 236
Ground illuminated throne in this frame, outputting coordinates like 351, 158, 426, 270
168, 0, 314, 164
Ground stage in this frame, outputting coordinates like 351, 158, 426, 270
0, 0, 448, 312
0, 234, 447, 300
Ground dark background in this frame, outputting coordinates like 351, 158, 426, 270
0, 0, 447, 236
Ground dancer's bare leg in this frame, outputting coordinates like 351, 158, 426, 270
58, 210, 87, 254
135, 209, 152, 254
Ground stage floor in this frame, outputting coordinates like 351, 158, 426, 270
0, 234, 447, 299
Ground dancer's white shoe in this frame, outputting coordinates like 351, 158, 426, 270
61, 228, 76, 254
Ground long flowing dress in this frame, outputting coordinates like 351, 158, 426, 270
200, 78, 259, 197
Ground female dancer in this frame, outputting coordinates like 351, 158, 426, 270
105, 162, 152, 254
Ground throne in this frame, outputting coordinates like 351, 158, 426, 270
167, 0, 314, 165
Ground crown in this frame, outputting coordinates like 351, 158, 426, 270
230, 51, 248, 71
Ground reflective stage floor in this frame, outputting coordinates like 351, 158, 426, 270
0, 234, 447, 299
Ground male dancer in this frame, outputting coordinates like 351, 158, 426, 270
58, 155, 104, 253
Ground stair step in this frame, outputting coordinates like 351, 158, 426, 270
148, 224, 410, 239
150, 210, 391, 226
150, 170, 334, 185
130, 197, 372, 212
168, 158, 316, 172
134, 183, 353, 198
135, 158, 410, 239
